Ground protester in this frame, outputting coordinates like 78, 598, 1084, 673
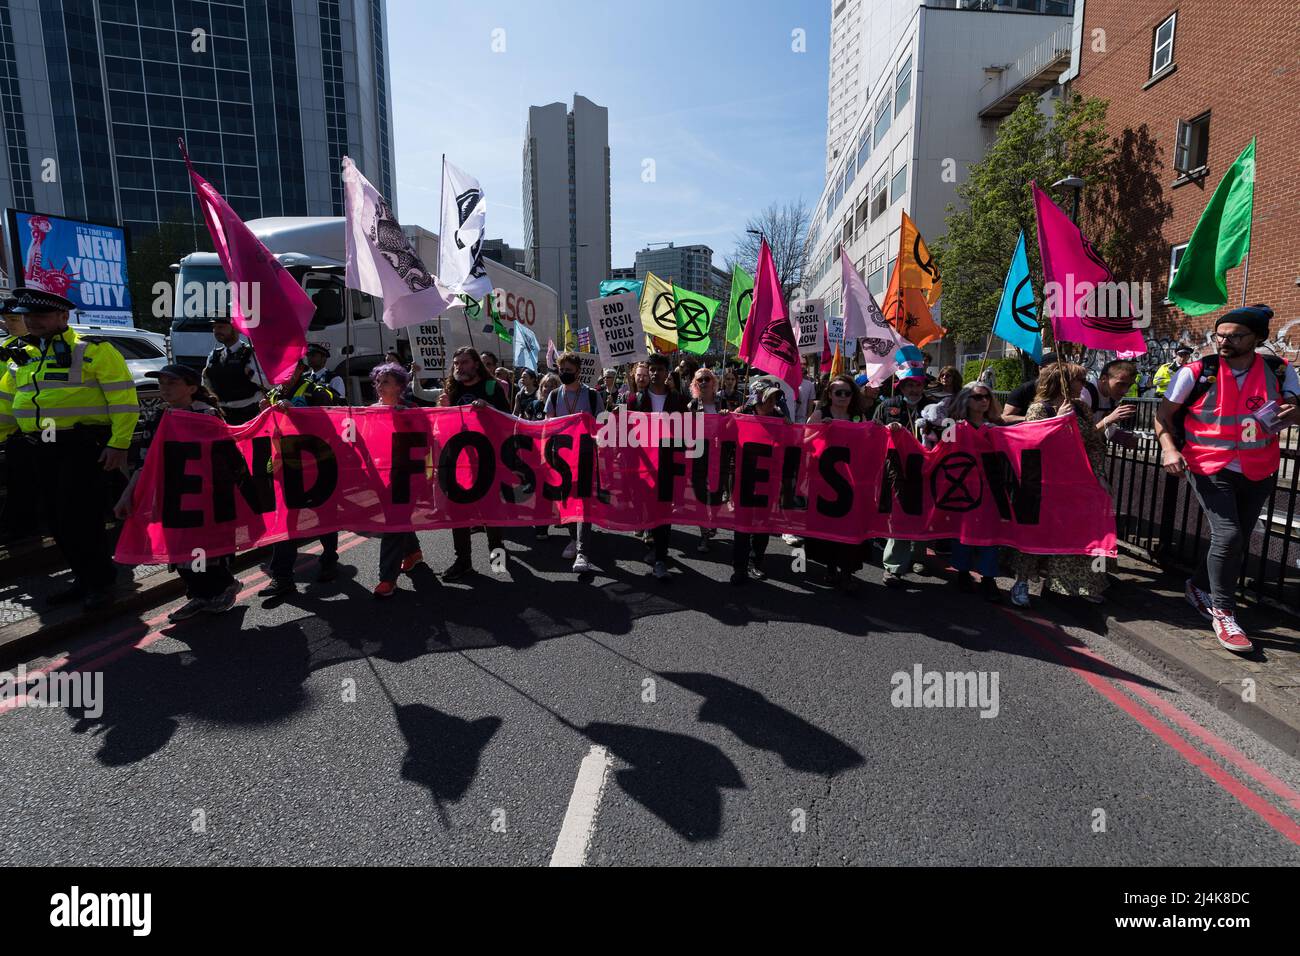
730, 386, 783, 586
114, 365, 238, 620
203, 315, 266, 425
305, 342, 346, 400
257, 358, 341, 597
946, 383, 1003, 602
805, 373, 868, 592
624, 353, 687, 579
1003, 351, 1097, 424
1152, 345, 1194, 397
440, 346, 512, 579
546, 352, 603, 573
620, 361, 650, 406
687, 367, 725, 553
0, 307, 38, 542
1008, 362, 1108, 607
1092, 359, 1139, 446
368, 362, 427, 598
0, 289, 139, 610
1154, 305, 1300, 652
876, 359, 936, 587
512, 368, 540, 418
597, 368, 619, 412
480, 350, 513, 404
719, 367, 745, 411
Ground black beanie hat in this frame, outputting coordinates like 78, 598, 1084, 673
1216, 304, 1273, 339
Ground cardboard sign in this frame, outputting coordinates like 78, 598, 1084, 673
587, 293, 646, 368
792, 298, 825, 356
407, 323, 447, 378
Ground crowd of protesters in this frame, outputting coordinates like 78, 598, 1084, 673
7, 289, 1296, 657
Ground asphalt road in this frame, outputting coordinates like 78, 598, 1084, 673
3, 526, 1300, 866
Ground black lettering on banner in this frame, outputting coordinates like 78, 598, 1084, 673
162, 441, 204, 528
815, 446, 853, 518
280, 434, 339, 509
878, 449, 924, 514
576, 434, 610, 503
211, 436, 275, 521
737, 442, 772, 508
657, 442, 686, 503
779, 446, 808, 512
691, 440, 735, 506
981, 449, 1042, 524
438, 431, 495, 504
543, 435, 574, 502
390, 431, 429, 506
500, 434, 536, 504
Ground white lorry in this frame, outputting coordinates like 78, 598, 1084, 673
168, 217, 557, 403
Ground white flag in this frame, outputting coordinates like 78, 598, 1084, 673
343, 157, 456, 330
841, 244, 905, 386
513, 322, 539, 372
439, 159, 492, 299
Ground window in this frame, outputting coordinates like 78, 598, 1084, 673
81, 335, 165, 359
873, 96, 891, 149
1174, 112, 1209, 177
1151, 13, 1176, 77
890, 137, 909, 204
894, 55, 912, 117
1166, 242, 1188, 299
870, 167, 888, 222
856, 194, 870, 231
842, 218, 853, 244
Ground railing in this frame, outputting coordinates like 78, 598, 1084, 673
1101, 398, 1300, 609
977, 21, 1073, 115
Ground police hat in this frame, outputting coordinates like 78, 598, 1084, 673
305, 342, 330, 358
146, 363, 201, 386
1175, 345, 1193, 356
3, 287, 76, 314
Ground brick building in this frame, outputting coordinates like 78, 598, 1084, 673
1067, 0, 1300, 349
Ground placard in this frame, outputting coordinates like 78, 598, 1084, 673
792, 298, 825, 357
587, 292, 645, 368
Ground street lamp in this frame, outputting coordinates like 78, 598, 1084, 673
1052, 175, 1085, 224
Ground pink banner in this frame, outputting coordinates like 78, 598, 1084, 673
114, 407, 1117, 564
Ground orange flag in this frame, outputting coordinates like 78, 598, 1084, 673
829, 342, 844, 378
883, 212, 945, 347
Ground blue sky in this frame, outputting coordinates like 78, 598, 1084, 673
388, 0, 828, 268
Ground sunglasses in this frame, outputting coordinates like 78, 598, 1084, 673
831, 389, 852, 398
971, 393, 990, 400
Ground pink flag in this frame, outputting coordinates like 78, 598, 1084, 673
183, 141, 313, 384
739, 238, 801, 390
1032, 181, 1146, 353
841, 245, 906, 386
546, 338, 559, 370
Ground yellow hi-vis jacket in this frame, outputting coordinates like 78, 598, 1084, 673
0, 327, 140, 448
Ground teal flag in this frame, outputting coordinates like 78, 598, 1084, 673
601, 279, 643, 298
991, 231, 1042, 363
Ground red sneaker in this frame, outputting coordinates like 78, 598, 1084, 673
1184, 579, 1213, 622
1210, 609, 1252, 653
373, 581, 397, 599
400, 551, 425, 573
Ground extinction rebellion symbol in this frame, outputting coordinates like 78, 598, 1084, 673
734, 288, 753, 328
651, 292, 678, 335
676, 299, 711, 344
931, 453, 983, 512
1012, 275, 1039, 334
1246, 396, 1265, 412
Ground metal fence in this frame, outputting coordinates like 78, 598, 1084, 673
1102, 398, 1300, 609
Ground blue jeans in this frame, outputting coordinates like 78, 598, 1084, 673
952, 542, 998, 577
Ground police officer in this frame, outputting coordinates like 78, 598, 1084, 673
304, 342, 345, 400
0, 288, 140, 609
203, 316, 265, 425
257, 356, 341, 598
0, 292, 40, 541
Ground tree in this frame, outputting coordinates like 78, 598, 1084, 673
730, 199, 810, 302
126, 208, 209, 334
931, 92, 1113, 346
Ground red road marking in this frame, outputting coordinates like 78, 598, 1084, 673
1000, 608, 1300, 847
1, 533, 364, 715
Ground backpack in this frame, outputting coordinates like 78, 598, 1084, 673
1172, 354, 1287, 448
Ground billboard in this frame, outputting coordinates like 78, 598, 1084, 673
5, 209, 133, 327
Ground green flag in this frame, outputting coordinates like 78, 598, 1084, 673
1169, 139, 1256, 316
672, 284, 719, 355
724, 265, 754, 348
475, 293, 513, 343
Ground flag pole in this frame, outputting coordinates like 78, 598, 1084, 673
1240, 138, 1257, 307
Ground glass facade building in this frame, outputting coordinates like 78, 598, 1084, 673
0, 0, 395, 244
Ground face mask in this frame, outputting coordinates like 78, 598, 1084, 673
560, 371, 577, 385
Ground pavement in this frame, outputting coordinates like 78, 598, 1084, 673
2, 527, 1300, 865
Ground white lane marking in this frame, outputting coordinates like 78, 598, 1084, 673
549, 745, 613, 867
